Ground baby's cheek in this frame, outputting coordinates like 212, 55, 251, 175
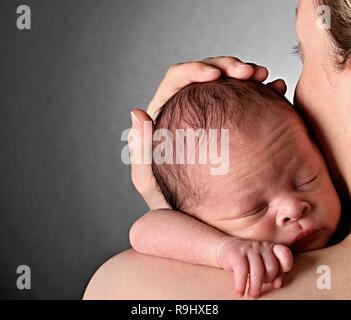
319, 187, 341, 230
214, 220, 249, 238
328, 202, 342, 235
233, 224, 276, 242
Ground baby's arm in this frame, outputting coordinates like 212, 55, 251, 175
130, 209, 293, 297
129, 209, 228, 267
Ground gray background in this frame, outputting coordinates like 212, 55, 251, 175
0, 0, 299, 299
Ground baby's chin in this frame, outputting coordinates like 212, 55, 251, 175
290, 229, 332, 253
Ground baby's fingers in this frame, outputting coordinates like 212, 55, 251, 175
273, 244, 293, 272
231, 255, 249, 298
261, 249, 280, 283
272, 272, 284, 289
247, 253, 265, 298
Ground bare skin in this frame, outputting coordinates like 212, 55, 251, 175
84, 233, 351, 300
84, 0, 351, 300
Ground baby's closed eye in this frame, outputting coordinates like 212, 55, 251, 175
295, 172, 320, 191
241, 203, 268, 218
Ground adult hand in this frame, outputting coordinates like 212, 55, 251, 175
129, 56, 287, 209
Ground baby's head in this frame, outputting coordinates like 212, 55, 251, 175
152, 78, 341, 252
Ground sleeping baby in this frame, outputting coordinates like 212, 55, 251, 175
129, 78, 341, 298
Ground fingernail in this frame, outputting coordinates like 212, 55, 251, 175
239, 64, 254, 71
204, 66, 220, 72
131, 111, 142, 128
273, 278, 282, 289
236, 291, 244, 298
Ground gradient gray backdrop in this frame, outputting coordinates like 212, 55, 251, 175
0, 0, 299, 299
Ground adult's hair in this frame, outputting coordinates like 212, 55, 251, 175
316, 0, 351, 69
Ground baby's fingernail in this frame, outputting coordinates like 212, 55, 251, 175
273, 278, 283, 289
204, 66, 220, 72
236, 290, 244, 298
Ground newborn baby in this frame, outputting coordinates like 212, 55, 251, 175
130, 78, 341, 298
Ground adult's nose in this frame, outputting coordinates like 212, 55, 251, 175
276, 198, 312, 227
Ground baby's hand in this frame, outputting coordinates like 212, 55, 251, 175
216, 237, 293, 298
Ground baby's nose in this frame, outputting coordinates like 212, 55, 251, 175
276, 200, 311, 226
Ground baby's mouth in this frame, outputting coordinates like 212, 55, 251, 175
291, 229, 322, 252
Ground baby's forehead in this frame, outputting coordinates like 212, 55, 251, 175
226, 108, 304, 150
220, 119, 310, 180
186, 107, 310, 190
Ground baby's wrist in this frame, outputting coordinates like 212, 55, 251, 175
215, 236, 238, 270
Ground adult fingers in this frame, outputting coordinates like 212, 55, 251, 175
147, 62, 221, 118
147, 57, 275, 118
204, 57, 270, 83
203, 57, 269, 82
266, 79, 288, 96
202, 56, 255, 79
246, 63, 269, 82
129, 109, 170, 209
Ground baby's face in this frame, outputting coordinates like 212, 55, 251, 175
190, 113, 341, 253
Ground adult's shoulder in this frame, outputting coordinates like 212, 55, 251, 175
83, 250, 138, 300
83, 249, 235, 300
83, 238, 351, 300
